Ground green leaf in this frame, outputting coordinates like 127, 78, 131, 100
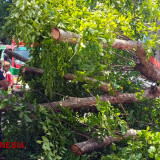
24, 114, 32, 122
37, 140, 43, 144
42, 141, 50, 151
19, 111, 24, 119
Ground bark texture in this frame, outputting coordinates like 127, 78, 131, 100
51, 28, 138, 49
41, 87, 160, 110
135, 42, 160, 82
22, 66, 44, 75
2, 85, 160, 112
51, 28, 79, 44
71, 129, 137, 155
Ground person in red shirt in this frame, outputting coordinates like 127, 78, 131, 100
3, 61, 13, 93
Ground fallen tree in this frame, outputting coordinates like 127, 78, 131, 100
1, 84, 160, 112
4, 27, 160, 157
51, 28, 160, 82
21, 67, 160, 108
40, 86, 160, 110
51, 28, 79, 44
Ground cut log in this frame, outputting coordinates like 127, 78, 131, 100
4, 49, 29, 62
22, 66, 44, 75
41, 86, 160, 110
71, 129, 137, 155
1, 86, 160, 112
51, 28, 137, 49
51, 28, 80, 44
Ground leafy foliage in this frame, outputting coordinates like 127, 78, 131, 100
2, 0, 160, 159
0, 0, 12, 44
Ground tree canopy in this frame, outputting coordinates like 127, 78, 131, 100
0, 0, 12, 44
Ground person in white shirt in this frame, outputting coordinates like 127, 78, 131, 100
2, 61, 13, 94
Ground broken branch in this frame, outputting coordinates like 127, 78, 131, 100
4, 49, 29, 62
71, 129, 138, 155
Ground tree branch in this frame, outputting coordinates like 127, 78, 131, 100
71, 129, 138, 155
40, 86, 160, 110
4, 49, 29, 62
22, 67, 110, 93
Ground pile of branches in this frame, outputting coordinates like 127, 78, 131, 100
4, 28, 160, 155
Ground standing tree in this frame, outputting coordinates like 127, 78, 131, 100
3, 0, 160, 159
0, 0, 12, 44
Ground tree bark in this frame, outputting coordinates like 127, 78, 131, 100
134, 62, 160, 82
41, 87, 160, 110
22, 66, 44, 75
111, 39, 137, 50
1, 86, 160, 112
71, 129, 137, 155
133, 42, 160, 82
51, 28, 137, 49
4, 49, 29, 62
51, 28, 80, 44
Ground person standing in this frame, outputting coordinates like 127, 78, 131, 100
2, 61, 13, 94
0, 70, 8, 91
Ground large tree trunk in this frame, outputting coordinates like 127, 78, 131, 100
2, 86, 159, 112
71, 129, 137, 155
51, 28, 160, 83
41, 87, 160, 110
4, 49, 29, 62
135, 63, 160, 82
113, 41, 160, 81
51, 28, 137, 49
